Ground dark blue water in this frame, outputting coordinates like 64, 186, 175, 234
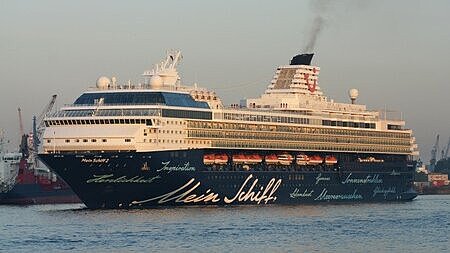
1, 195, 449, 252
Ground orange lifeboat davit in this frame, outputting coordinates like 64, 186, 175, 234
296, 154, 310, 165
325, 155, 338, 165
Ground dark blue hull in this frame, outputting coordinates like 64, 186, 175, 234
38, 149, 417, 209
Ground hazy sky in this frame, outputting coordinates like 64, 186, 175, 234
1, 0, 449, 162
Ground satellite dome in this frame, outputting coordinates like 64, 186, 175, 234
150, 75, 163, 88
349, 89, 359, 99
96, 76, 111, 90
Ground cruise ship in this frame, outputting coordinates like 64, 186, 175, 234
39, 51, 419, 208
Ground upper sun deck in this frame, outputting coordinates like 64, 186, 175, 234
72, 90, 210, 109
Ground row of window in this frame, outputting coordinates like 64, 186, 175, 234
388, 124, 403, 130
47, 138, 131, 143
322, 120, 376, 129
187, 121, 410, 139
144, 139, 209, 144
45, 118, 152, 126
158, 129, 184, 134
49, 138, 210, 145
188, 130, 411, 146
51, 109, 162, 118
162, 109, 212, 120
223, 112, 310, 125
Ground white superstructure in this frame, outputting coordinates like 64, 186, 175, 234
42, 51, 419, 157
0, 131, 21, 193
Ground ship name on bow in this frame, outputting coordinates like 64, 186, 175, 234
81, 158, 109, 163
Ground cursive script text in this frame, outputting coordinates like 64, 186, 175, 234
341, 173, 383, 184
157, 161, 196, 173
290, 188, 314, 198
315, 188, 363, 201
86, 174, 161, 184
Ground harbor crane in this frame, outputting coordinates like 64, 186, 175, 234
17, 107, 29, 158
444, 137, 450, 160
33, 95, 57, 148
430, 134, 439, 171
30, 95, 57, 164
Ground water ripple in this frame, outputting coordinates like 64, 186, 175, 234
0, 196, 449, 252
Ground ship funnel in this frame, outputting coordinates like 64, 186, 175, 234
290, 53, 314, 65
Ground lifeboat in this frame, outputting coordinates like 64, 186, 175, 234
232, 154, 247, 164
324, 155, 338, 165
278, 153, 294, 166
296, 154, 309, 165
247, 154, 263, 164
214, 154, 229, 165
265, 154, 279, 165
308, 155, 323, 165
203, 154, 215, 165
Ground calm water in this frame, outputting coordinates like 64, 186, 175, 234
1, 195, 449, 253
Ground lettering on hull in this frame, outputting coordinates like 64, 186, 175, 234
290, 188, 314, 198
314, 188, 363, 201
157, 161, 196, 173
86, 174, 161, 184
81, 158, 109, 163
341, 173, 383, 184
315, 173, 331, 185
372, 186, 396, 198
131, 174, 282, 205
